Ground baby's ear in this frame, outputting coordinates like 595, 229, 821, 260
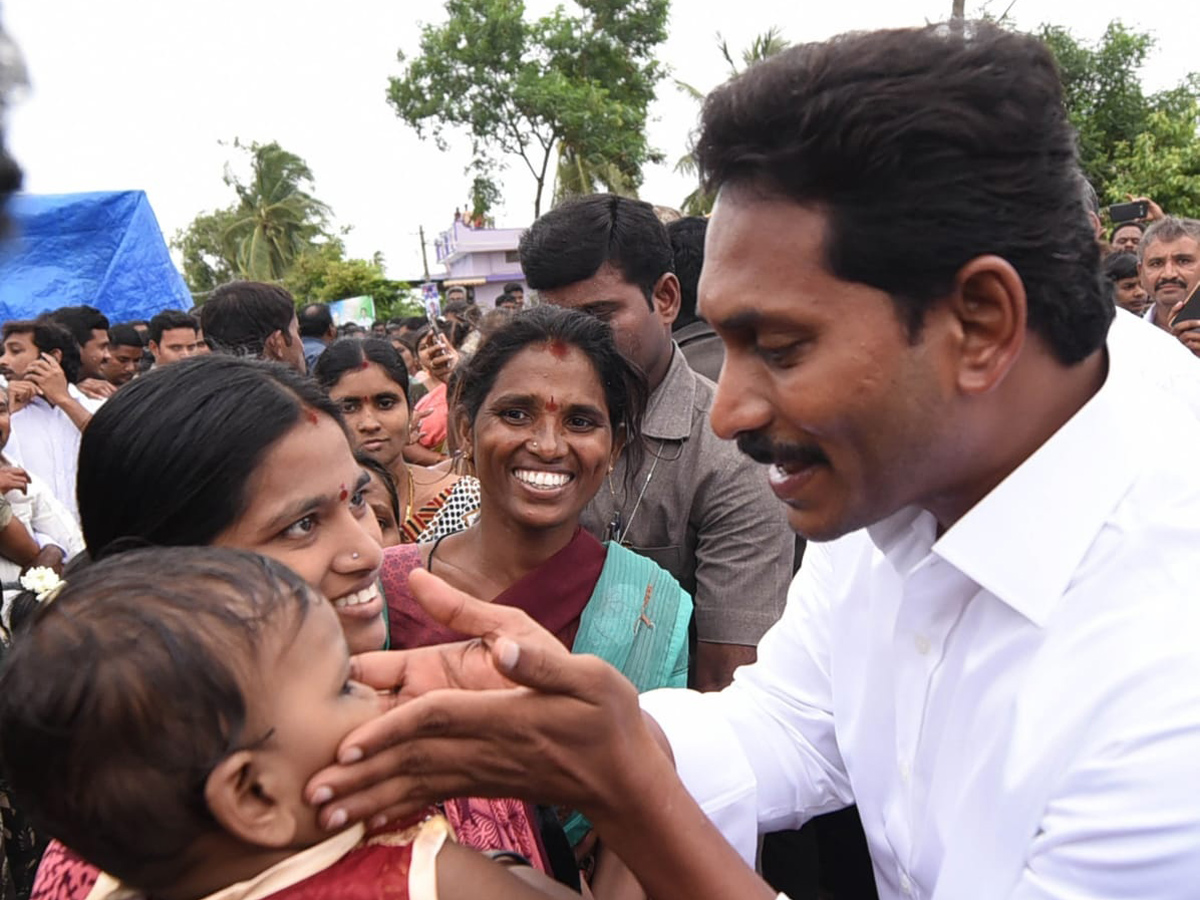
205, 750, 299, 849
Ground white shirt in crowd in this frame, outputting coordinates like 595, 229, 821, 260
643, 326, 1200, 900
0, 470, 84, 625
6, 383, 104, 523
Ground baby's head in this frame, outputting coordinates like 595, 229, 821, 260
0, 546, 384, 892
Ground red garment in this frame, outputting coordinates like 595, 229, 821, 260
31, 805, 542, 900
382, 527, 606, 651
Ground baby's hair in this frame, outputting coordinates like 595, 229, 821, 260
0, 546, 314, 887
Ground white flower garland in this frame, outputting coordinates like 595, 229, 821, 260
19, 566, 64, 603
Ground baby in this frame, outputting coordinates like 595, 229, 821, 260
0, 546, 575, 900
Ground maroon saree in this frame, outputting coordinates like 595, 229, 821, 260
382, 527, 606, 651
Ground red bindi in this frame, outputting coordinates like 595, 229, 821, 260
548, 339, 568, 359
339, 484, 349, 502
304, 409, 319, 425
360, 360, 370, 369
546, 396, 559, 412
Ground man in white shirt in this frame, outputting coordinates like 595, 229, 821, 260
0, 318, 103, 521
306, 23, 1200, 900
1138, 217, 1200, 356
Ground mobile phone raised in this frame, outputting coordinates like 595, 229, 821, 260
1170, 280, 1200, 327
1109, 201, 1148, 223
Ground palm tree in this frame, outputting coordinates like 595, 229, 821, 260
221, 141, 333, 282
674, 28, 790, 215
552, 143, 641, 206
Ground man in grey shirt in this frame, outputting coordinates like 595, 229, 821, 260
520, 194, 794, 690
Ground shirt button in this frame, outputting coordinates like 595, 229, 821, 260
900, 872, 913, 895
914, 634, 931, 655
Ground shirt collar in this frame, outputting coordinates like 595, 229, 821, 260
642, 345, 695, 440
930, 361, 1138, 627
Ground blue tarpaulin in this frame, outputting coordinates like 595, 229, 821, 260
0, 191, 191, 323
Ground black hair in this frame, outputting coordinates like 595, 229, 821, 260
298, 303, 334, 338
1102, 251, 1139, 283
519, 194, 674, 308
0, 546, 313, 890
355, 452, 401, 528
454, 305, 647, 475
147, 310, 198, 345
495, 293, 517, 308
1110, 220, 1145, 242
401, 316, 426, 332
694, 22, 1112, 365
312, 338, 409, 404
107, 323, 144, 350
503, 282, 524, 294
200, 282, 297, 357
77, 355, 344, 558
48, 305, 109, 349
3, 319, 84, 384
667, 216, 708, 329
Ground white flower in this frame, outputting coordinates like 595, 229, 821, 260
19, 566, 64, 602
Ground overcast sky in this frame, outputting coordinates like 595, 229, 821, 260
5, 0, 1195, 281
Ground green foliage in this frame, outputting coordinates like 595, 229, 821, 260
283, 246, 422, 319
171, 206, 237, 295
221, 140, 335, 282
174, 141, 397, 305
388, 0, 669, 216
1040, 22, 1200, 218
674, 28, 790, 215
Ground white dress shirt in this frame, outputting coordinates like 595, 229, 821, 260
644, 346, 1200, 899
1107, 306, 1200, 418
0, 470, 84, 626
6, 384, 103, 523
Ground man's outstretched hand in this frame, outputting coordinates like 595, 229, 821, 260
305, 569, 666, 833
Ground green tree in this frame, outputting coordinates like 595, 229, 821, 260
673, 28, 790, 215
387, 0, 668, 217
1040, 22, 1200, 218
283, 245, 422, 319
171, 206, 237, 296
221, 140, 335, 281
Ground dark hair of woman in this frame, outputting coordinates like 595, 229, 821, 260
77, 355, 344, 558
355, 452, 400, 526
453, 305, 648, 476
312, 337, 409, 402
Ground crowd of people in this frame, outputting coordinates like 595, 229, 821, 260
1, 14, 1200, 900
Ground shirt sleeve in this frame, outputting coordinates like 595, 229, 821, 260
26, 479, 84, 559
641, 543, 854, 862
689, 435, 795, 645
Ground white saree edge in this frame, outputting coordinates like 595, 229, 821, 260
408, 815, 453, 900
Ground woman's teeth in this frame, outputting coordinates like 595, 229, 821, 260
334, 585, 378, 609
514, 469, 572, 489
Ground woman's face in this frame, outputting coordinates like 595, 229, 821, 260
327, 362, 410, 470
463, 343, 615, 534
213, 414, 387, 654
362, 468, 403, 547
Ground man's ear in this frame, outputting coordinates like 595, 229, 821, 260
946, 254, 1026, 396
652, 272, 681, 328
148, 341, 161, 360
205, 750, 299, 850
263, 330, 286, 362
48, 349, 63, 365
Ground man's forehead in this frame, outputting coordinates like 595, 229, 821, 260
1144, 236, 1200, 257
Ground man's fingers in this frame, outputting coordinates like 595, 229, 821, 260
409, 568, 535, 638
349, 650, 412, 691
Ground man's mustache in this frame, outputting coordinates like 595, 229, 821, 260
737, 431, 830, 468
1155, 278, 1187, 292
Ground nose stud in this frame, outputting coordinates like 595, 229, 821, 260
351, 551, 360, 560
